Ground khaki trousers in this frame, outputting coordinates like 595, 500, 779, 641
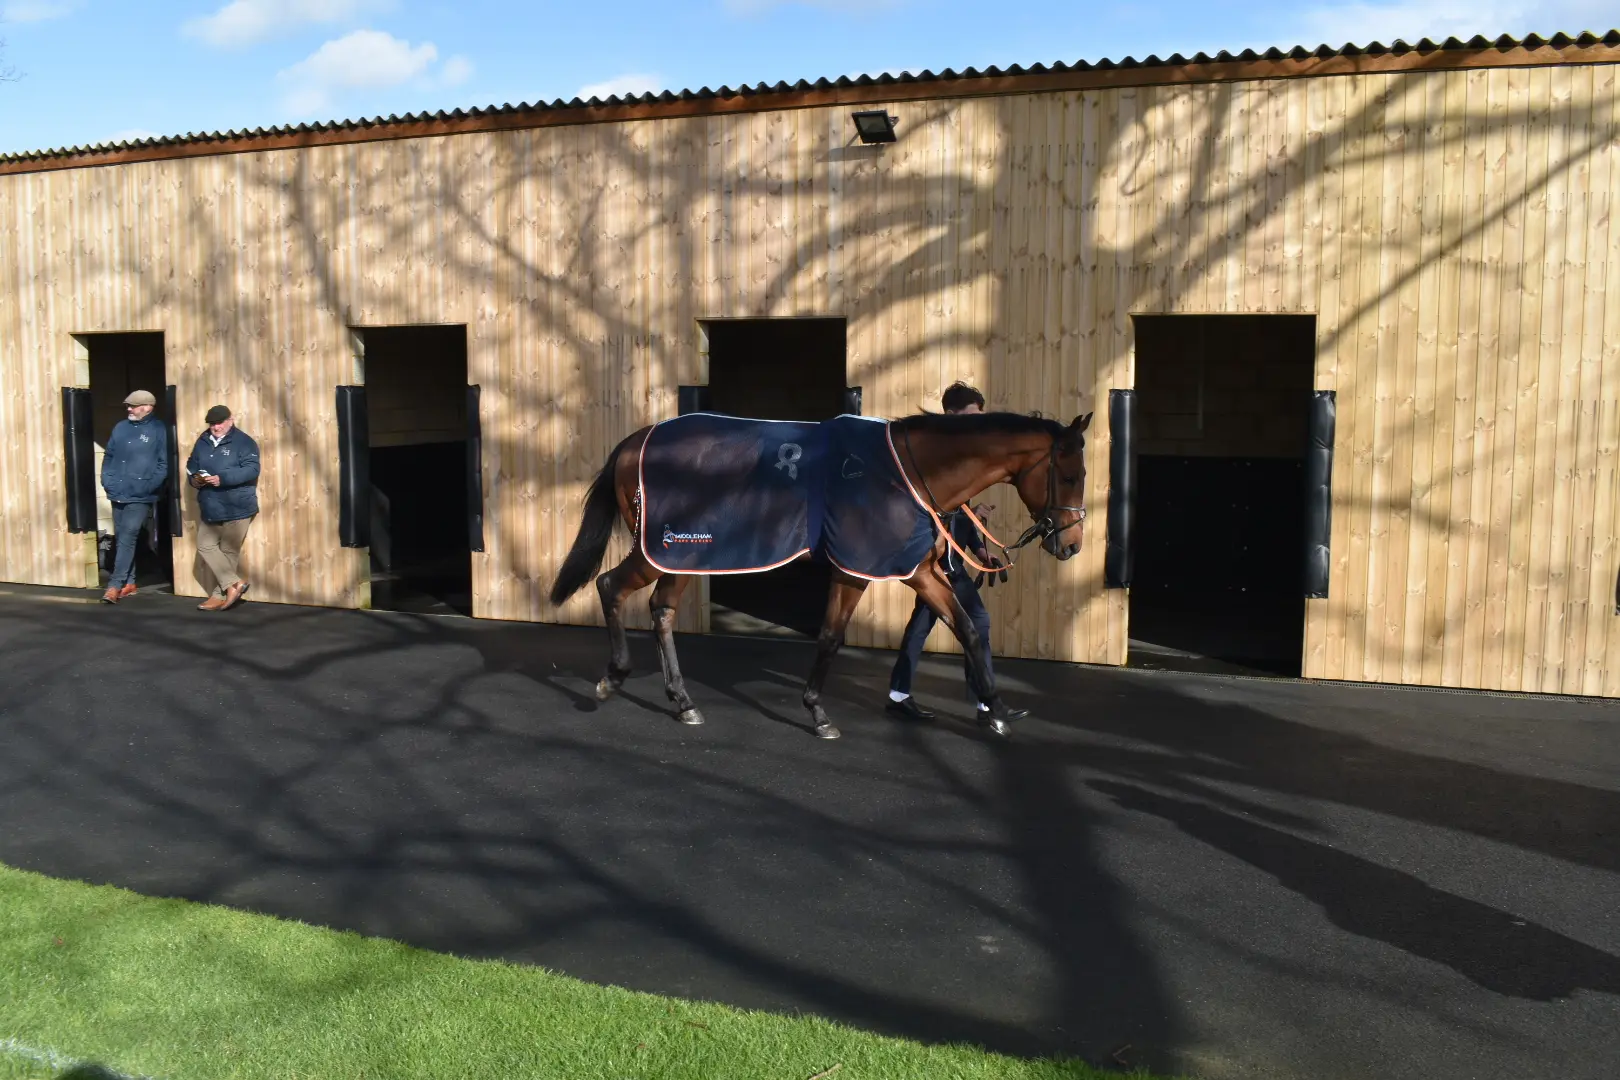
195, 515, 255, 598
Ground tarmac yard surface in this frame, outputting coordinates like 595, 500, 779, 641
0, 586, 1616, 1080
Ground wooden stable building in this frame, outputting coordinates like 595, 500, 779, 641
3, 32, 1620, 696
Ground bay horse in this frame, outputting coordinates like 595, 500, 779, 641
548, 410, 1093, 740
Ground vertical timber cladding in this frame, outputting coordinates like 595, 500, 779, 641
0, 53, 1618, 693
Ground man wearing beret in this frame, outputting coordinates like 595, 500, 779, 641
186, 404, 261, 611
100, 389, 169, 604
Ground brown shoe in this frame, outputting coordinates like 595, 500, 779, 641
220, 580, 251, 611
101, 587, 121, 604
117, 583, 138, 599
198, 594, 229, 611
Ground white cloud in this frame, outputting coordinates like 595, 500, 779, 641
575, 72, 664, 101
1289, 0, 1616, 48
439, 54, 473, 87
276, 29, 438, 117
1, 1, 79, 22
182, 0, 386, 50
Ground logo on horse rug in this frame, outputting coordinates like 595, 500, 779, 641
639, 413, 935, 580
661, 526, 715, 548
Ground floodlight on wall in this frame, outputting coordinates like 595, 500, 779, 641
851, 110, 899, 144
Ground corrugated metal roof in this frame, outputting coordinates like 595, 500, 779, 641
3, 30, 1617, 166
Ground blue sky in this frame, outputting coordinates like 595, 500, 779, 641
1, 1, 1615, 156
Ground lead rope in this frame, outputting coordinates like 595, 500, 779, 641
959, 503, 1020, 563
887, 420, 1010, 579
892, 424, 1027, 577
895, 421, 1089, 573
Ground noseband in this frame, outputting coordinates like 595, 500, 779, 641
897, 424, 1086, 569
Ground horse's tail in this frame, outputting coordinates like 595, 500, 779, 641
549, 437, 633, 607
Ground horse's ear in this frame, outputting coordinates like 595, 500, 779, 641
1071, 412, 1093, 434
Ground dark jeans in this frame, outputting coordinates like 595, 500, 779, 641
889, 571, 993, 704
108, 501, 152, 590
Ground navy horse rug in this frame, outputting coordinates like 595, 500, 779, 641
638, 413, 936, 580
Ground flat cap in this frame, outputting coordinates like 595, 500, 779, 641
205, 405, 232, 424
123, 390, 156, 407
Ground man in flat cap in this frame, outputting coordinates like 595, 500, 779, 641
186, 404, 261, 611
100, 389, 169, 604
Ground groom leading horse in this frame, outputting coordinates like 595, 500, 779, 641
549, 400, 1092, 740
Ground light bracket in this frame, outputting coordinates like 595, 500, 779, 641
851, 110, 898, 144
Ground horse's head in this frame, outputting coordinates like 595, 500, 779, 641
1012, 412, 1092, 561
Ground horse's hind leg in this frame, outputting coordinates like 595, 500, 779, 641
802, 573, 869, 740
595, 552, 658, 701
649, 574, 703, 726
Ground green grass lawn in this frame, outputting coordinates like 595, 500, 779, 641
0, 863, 1156, 1080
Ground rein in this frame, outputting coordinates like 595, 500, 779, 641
893, 422, 1087, 575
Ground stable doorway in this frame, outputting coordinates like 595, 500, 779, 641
1128, 315, 1315, 676
701, 317, 849, 638
82, 332, 176, 593
358, 325, 475, 616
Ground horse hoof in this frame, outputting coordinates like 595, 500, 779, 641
985, 718, 1013, 739
595, 678, 619, 701
815, 724, 841, 740
678, 708, 705, 726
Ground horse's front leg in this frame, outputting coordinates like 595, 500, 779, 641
802, 571, 870, 740
650, 573, 704, 726
905, 564, 1013, 738
595, 551, 658, 700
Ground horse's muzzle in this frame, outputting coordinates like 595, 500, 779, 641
1043, 532, 1081, 560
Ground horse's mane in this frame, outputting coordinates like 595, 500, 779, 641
892, 411, 1070, 439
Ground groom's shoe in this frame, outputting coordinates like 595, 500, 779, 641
885, 696, 936, 721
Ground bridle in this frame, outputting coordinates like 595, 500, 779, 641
1003, 438, 1088, 558
897, 423, 1086, 571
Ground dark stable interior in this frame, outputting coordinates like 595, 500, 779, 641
88, 332, 174, 590
704, 318, 848, 638
1129, 315, 1315, 676
363, 325, 473, 617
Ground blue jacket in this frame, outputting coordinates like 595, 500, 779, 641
942, 507, 990, 578
186, 427, 261, 523
101, 415, 169, 505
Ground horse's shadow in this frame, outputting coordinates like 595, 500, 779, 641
438, 621, 821, 735
436, 615, 1013, 744
675, 633, 1005, 743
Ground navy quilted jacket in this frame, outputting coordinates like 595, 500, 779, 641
101, 416, 169, 505
186, 427, 261, 523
